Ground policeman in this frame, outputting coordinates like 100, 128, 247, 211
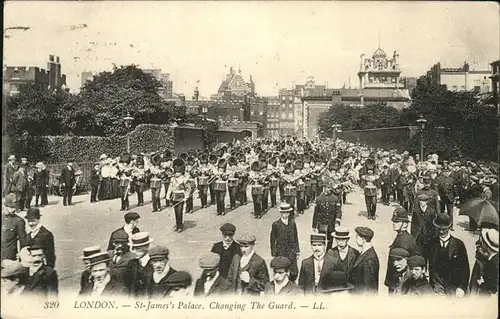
1, 193, 28, 260
312, 178, 342, 251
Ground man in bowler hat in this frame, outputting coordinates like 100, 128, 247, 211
351, 226, 380, 295
25, 208, 56, 269
211, 223, 242, 278
194, 253, 233, 297
60, 160, 76, 206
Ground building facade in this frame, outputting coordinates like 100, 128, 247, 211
4, 55, 67, 96
426, 62, 492, 93
358, 48, 403, 89
265, 96, 280, 138
142, 69, 174, 99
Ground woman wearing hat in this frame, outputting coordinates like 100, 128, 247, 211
469, 228, 499, 297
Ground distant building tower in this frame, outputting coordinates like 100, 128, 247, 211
357, 48, 402, 89
193, 86, 199, 101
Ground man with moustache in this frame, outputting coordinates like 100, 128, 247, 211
401, 255, 434, 296
128, 232, 154, 297
298, 234, 336, 295
25, 208, 56, 269
1, 193, 28, 261
78, 246, 102, 295
386, 248, 411, 295
264, 256, 301, 295
194, 253, 233, 297
468, 228, 498, 297
350, 226, 380, 295
78, 252, 128, 298
22, 245, 59, 299
270, 203, 300, 282
211, 223, 242, 279
109, 232, 138, 291
427, 213, 469, 297
144, 246, 177, 299
227, 233, 269, 296
329, 227, 359, 284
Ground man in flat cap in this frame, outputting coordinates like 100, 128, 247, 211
144, 245, 177, 299
22, 244, 59, 299
26, 208, 56, 269
2, 193, 28, 261
227, 233, 269, 296
107, 212, 141, 251
385, 248, 411, 295
270, 203, 300, 282
401, 255, 433, 296
469, 228, 499, 297
427, 213, 469, 297
79, 251, 128, 297
299, 234, 336, 295
351, 227, 379, 295
329, 227, 359, 285
165, 271, 193, 298
211, 223, 242, 279
264, 256, 301, 295
79, 245, 102, 294
194, 253, 233, 297
128, 232, 154, 296
411, 193, 438, 260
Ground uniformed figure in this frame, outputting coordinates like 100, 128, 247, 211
25, 208, 56, 269
148, 154, 163, 212
267, 157, 280, 208
227, 233, 269, 296
270, 203, 300, 282
351, 227, 380, 295
197, 154, 211, 208
134, 157, 147, 207
329, 227, 359, 285
194, 253, 233, 297
118, 154, 133, 211
184, 156, 197, 214
214, 158, 229, 216
23, 244, 59, 299
1, 193, 28, 260
264, 256, 302, 295
312, 180, 342, 251
211, 223, 242, 279
401, 255, 434, 296
361, 169, 379, 220
260, 157, 271, 212
90, 162, 101, 203
128, 232, 154, 297
294, 160, 306, 215
162, 150, 173, 207
79, 245, 101, 295
298, 234, 335, 295
33, 162, 49, 207
469, 228, 499, 297
167, 159, 189, 232
379, 164, 392, 205
427, 213, 469, 297
281, 162, 297, 210
237, 153, 249, 205
249, 161, 264, 218
144, 246, 177, 299
208, 154, 218, 205
227, 156, 240, 210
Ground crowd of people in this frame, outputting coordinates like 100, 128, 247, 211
1, 136, 498, 302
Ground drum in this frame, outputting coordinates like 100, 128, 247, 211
150, 178, 162, 189
198, 175, 209, 186
172, 190, 185, 202
270, 178, 279, 187
228, 178, 239, 187
284, 185, 296, 196
214, 180, 227, 191
119, 178, 130, 187
297, 182, 305, 192
252, 184, 263, 195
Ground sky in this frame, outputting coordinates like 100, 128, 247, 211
3, 1, 499, 97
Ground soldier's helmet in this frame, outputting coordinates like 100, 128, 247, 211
237, 153, 246, 163
200, 154, 209, 164
217, 158, 227, 168
209, 154, 218, 164
228, 156, 238, 166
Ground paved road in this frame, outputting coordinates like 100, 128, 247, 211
29, 186, 477, 297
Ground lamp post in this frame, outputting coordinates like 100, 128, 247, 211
416, 115, 427, 161
123, 113, 134, 153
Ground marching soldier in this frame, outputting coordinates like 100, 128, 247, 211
259, 156, 271, 212
361, 167, 379, 220
214, 158, 229, 216
278, 153, 288, 200
184, 156, 197, 214
281, 162, 296, 210
148, 154, 163, 212
237, 153, 249, 205
249, 161, 264, 218
133, 156, 147, 207
167, 158, 190, 232
208, 154, 218, 205
294, 159, 306, 215
227, 156, 240, 210
267, 156, 280, 208
118, 154, 133, 211
162, 150, 173, 207
197, 154, 211, 209
90, 162, 101, 203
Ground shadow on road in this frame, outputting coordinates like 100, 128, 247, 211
358, 210, 368, 218
183, 220, 197, 230
48, 200, 60, 205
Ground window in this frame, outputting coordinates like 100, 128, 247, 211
288, 112, 293, 119
282, 96, 286, 101
288, 96, 292, 102
289, 104, 293, 109
250, 111, 254, 115
281, 113, 286, 119
282, 103, 286, 108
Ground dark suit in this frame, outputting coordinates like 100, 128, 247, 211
270, 219, 300, 281
79, 269, 92, 295
27, 226, 56, 269
427, 236, 469, 296
227, 252, 269, 296
106, 226, 140, 251
78, 275, 129, 297
34, 169, 49, 206
22, 265, 59, 299
411, 203, 438, 259
60, 166, 76, 206
384, 231, 419, 291
211, 241, 242, 279
436, 175, 455, 224
110, 251, 137, 289
144, 266, 177, 298
128, 257, 153, 296
313, 192, 342, 250
1, 214, 28, 260
90, 168, 100, 203
379, 171, 392, 203
351, 247, 380, 295
298, 252, 336, 295
329, 246, 359, 283
3, 163, 16, 196
263, 280, 302, 295
194, 275, 233, 297
468, 254, 499, 296
12, 170, 28, 210
401, 277, 434, 296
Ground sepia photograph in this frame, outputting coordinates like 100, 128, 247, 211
1, 1, 499, 318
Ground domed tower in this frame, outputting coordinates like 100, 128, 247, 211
357, 47, 402, 89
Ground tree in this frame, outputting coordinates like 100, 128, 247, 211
60, 65, 174, 136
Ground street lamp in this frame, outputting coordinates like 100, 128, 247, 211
416, 115, 427, 161
123, 113, 134, 153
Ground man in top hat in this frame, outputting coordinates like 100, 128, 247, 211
351, 227, 380, 295
468, 228, 498, 297
361, 168, 379, 220
1, 193, 28, 261
208, 154, 219, 205
1, 260, 28, 300
211, 223, 242, 279
411, 193, 438, 259
329, 227, 359, 285
385, 248, 411, 295
427, 213, 469, 297
79, 245, 101, 294
144, 245, 178, 299
11, 163, 29, 212
264, 256, 301, 295
270, 203, 300, 282
194, 253, 233, 297
108, 232, 137, 289
298, 234, 336, 295
33, 162, 49, 207
167, 158, 190, 232
60, 159, 76, 206
79, 251, 128, 297
22, 244, 58, 299
401, 255, 434, 296
164, 271, 193, 298
107, 212, 141, 251
237, 153, 250, 206
3, 155, 17, 197
197, 154, 211, 209
128, 232, 154, 296
25, 208, 56, 269
313, 178, 342, 251
227, 233, 269, 296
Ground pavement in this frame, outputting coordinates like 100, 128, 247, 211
27, 186, 478, 297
